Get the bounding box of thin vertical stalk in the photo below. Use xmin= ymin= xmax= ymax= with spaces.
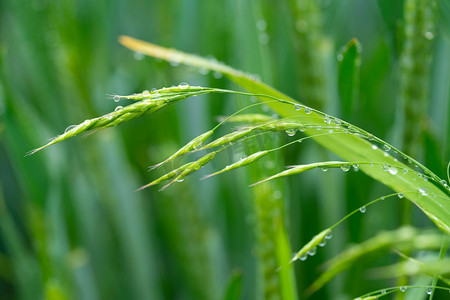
xmin=397 ymin=0 xmax=437 ymax=297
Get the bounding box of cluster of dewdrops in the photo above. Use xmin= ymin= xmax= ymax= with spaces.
xmin=287 ymin=102 xmax=450 ymax=192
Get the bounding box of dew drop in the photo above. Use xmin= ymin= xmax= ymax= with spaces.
xmin=114 ymin=106 xmax=123 ymax=112
xmin=256 ymin=19 xmax=267 ymax=31
xmin=259 ymin=33 xmax=270 ymax=44
xmin=295 ymin=19 xmax=308 ymax=33
xmin=142 ymin=90 xmax=150 ymax=96
xmin=321 ymin=167 xmax=328 ymax=172
xmin=304 ymin=107 xmax=312 ymax=114
xmin=178 ymin=82 xmax=190 ymax=90
xmin=403 ymin=169 xmax=408 ymax=174
xmin=213 ymin=71 xmax=223 ymax=79
xmin=388 ymin=167 xmax=398 ymax=175
xmin=307 ymin=247 xmax=317 ymax=256
xmin=133 ymin=52 xmax=145 ymax=60
xmin=65 ymin=125 xmax=77 ymax=133
xmin=380 ymin=196 xmax=385 ymax=200
xmin=199 ymin=68 xmax=209 ymax=75
xmin=299 ymin=255 xmax=308 ymax=261
xmin=382 ymin=164 xmax=391 ymax=171
xmin=371 ymin=145 xmax=378 ymax=150
xmin=324 ymin=115 xmax=332 ymax=124
xmin=294 ymin=104 xmax=302 ymax=111
xmin=177 ymin=179 xmax=184 ymax=183
xmin=170 ymin=60 xmax=181 ymax=67
xmin=360 ymin=206 xmax=366 ymax=213
xmin=381 ymin=290 xmax=386 ymax=294
xmin=424 ymin=31 xmax=434 ymax=40
xmin=341 ymin=164 xmax=351 ymax=172
xmin=352 ymin=164 xmax=359 ymax=172
xmin=383 ymin=144 xmax=391 ymax=152
xmin=427 ymin=287 xmax=432 ymax=295
xmin=419 ymin=188 xmax=428 ymax=196
xmin=113 ymin=95 xmax=120 ymax=102
xmin=398 ymin=193 xmax=404 ymax=199
xmin=286 ymin=129 xmax=297 ymax=136
xmin=325 ymin=232 xmax=333 ymax=240
xmin=400 ymin=286 xmax=407 ymax=292
xmin=318 ymin=239 xmax=326 ymax=247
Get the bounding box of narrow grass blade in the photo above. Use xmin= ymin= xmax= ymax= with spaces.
xmin=368 ymin=257 xmax=450 ymax=284
xmin=290 ymin=228 xmax=331 ymax=263
xmin=28 ymin=89 xmax=212 ymax=155
xmin=275 ymin=220 xmax=299 ymax=300
xmin=222 ymin=270 xmax=243 ymax=300
xmin=251 ymin=161 xmax=351 ymax=186
xmin=202 ymin=151 xmax=268 ymax=179
xmin=219 ymin=113 xmax=275 ymax=124
xmin=158 ymin=152 xmax=217 ymax=191
xmin=150 ymin=130 xmax=213 ymax=170
xmin=337 ymin=38 xmax=361 ymax=117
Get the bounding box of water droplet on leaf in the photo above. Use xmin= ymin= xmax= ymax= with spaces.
xmin=307 ymin=247 xmax=317 ymax=256
xmin=65 ymin=125 xmax=77 ymax=133
xmin=133 ymin=52 xmax=145 ymax=60
xmin=341 ymin=164 xmax=350 ymax=172
xmin=213 ymin=71 xmax=223 ymax=79
xmin=424 ymin=31 xmax=434 ymax=40
xmin=286 ymin=129 xmax=297 ymax=136
xmin=389 ymin=167 xmax=398 ymax=175
xmin=178 ymin=82 xmax=189 ymax=90
xmin=256 ymin=19 xmax=267 ymax=31
xmin=419 ymin=188 xmax=428 ymax=196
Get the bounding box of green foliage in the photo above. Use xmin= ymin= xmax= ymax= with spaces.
xmin=1 ymin=0 xmax=449 ymax=300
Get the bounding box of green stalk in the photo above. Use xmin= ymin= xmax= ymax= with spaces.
xmin=398 ymin=0 xmax=437 ymax=295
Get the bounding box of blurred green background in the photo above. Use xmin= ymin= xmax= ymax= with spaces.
xmin=0 ymin=0 xmax=449 ymax=299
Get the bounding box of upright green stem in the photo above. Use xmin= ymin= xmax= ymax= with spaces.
xmin=400 ymin=0 xmax=436 ymax=162
xmin=291 ymin=0 xmax=327 ymax=109
xmin=398 ymin=0 xmax=437 ymax=297
xmin=399 ymin=0 xmax=437 ymax=229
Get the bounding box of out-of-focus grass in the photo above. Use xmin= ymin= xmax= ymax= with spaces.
xmin=0 ymin=0 xmax=448 ymax=299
